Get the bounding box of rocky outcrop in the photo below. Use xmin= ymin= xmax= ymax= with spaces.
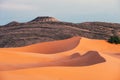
xmin=30 ymin=16 xmax=59 ymax=23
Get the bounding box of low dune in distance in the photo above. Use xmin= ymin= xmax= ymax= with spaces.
xmin=0 ymin=37 xmax=120 ymax=80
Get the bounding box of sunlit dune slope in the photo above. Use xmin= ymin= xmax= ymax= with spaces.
xmin=77 ymin=37 xmax=120 ymax=54
xmin=0 ymin=50 xmax=53 ymax=64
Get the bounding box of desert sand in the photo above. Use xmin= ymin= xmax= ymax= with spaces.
xmin=0 ymin=37 xmax=120 ymax=80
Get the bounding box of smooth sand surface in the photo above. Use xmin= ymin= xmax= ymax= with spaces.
xmin=78 ymin=37 xmax=120 ymax=54
xmin=0 ymin=37 xmax=120 ymax=80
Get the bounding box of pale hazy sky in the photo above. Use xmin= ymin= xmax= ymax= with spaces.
xmin=0 ymin=0 xmax=120 ymax=25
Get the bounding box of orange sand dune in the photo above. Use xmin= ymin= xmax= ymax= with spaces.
xmin=0 ymin=37 xmax=120 ymax=80
xmin=0 ymin=37 xmax=80 ymax=54
xmin=78 ymin=37 xmax=120 ymax=54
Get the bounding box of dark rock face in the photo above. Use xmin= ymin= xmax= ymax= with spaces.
xmin=0 ymin=17 xmax=120 ymax=47
xmin=69 ymin=53 xmax=81 ymax=59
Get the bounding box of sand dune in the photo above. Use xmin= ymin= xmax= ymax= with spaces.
xmin=0 ymin=51 xmax=105 ymax=71
xmin=0 ymin=37 xmax=120 ymax=80
xmin=0 ymin=37 xmax=80 ymax=54
xmin=78 ymin=37 xmax=120 ymax=54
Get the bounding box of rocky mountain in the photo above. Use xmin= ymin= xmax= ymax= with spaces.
xmin=0 ymin=16 xmax=120 ymax=47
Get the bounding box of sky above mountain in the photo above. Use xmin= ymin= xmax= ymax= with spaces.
xmin=0 ymin=0 xmax=120 ymax=25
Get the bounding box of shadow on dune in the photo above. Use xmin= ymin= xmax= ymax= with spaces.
xmin=110 ymin=53 xmax=120 ymax=59
xmin=0 ymin=51 xmax=106 ymax=71
xmin=51 ymin=51 xmax=106 ymax=66
xmin=114 ymin=53 xmax=120 ymax=55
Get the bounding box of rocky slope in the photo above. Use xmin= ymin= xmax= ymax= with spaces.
xmin=0 ymin=16 xmax=120 ymax=47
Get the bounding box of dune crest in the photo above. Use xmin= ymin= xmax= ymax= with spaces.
xmin=1 ymin=37 xmax=81 ymax=54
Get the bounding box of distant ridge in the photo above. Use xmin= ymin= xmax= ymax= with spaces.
xmin=5 ymin=21 xmax=20 ymax=26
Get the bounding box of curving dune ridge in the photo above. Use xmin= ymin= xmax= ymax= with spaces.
xmin=0 ymin=37 xmax=120 ymax=80
xmin=0 ymin=37 xmax=81 ymax=54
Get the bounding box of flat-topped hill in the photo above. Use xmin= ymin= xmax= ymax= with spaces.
xmin=30 ymin=16 xmax=59 ymax=23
